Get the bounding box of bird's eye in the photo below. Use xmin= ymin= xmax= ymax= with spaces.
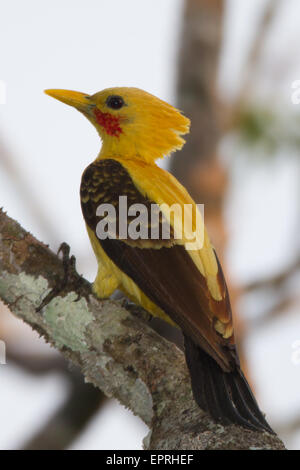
xmin=106 ymin=95 xmax=125 ymax=110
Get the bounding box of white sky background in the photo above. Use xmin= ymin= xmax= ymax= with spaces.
xmin=0 ymin=0 xmax=300 ymax=449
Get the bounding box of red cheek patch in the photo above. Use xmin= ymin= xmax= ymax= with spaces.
xmin=94 ymin=108 xmax=122 ymax=137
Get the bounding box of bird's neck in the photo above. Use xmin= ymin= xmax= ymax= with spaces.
xmin=96 ymin=134 xmax=161 ymax=165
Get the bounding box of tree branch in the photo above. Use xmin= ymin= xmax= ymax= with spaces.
xmin=0 ymin=209 xmax=285 ymax=450
xmin=236 ymin=0 xmax=281 ymax=105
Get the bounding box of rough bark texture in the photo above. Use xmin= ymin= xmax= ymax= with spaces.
xmin=0 ymin=209 xmax=285 ymax=450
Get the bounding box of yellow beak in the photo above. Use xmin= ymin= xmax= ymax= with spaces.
xmin=44 ymin=89 xmax=92 ymax=111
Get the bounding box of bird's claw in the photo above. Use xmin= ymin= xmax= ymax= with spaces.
xmin=36 ymin=242 xmax=90 ymax=312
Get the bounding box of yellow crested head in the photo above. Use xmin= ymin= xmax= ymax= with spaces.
xmin=45 ymin=87 xmax=190 ymax=163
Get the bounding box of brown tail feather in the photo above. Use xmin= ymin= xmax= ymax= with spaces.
xmin=184 ymin=335 xmax=274 ymax=433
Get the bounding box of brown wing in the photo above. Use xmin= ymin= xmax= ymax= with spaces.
xmin=81 ymin=159 xmax=238 ymax=372
xmin=80 ymin=159 xmax=174 ymax=248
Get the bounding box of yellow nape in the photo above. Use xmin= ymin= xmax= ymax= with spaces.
xmin=45 ymin=87 xmax=190 ymax=163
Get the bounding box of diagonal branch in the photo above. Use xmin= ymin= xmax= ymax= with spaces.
xmin=0 ymin=209 xmax=285 ymax=450
xmin=236 ymin=0 xmax=281 ymax=106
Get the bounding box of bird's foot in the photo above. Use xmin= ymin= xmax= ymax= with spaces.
xmin=36 ymin=242 xmax=90 ymax=312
